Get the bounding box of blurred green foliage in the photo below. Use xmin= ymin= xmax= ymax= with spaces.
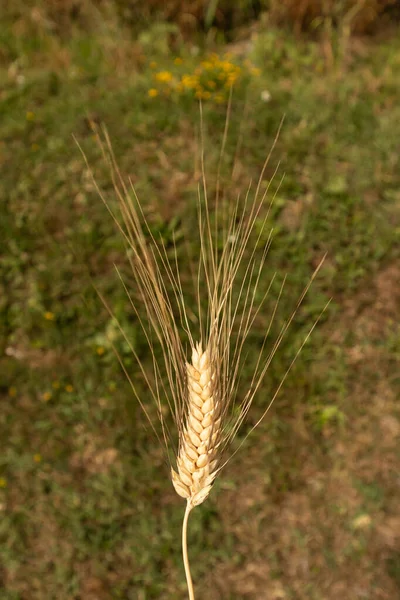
xmin=1 ymin=2 xmax=399 ymax=598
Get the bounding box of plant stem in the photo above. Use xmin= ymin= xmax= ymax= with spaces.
xmin=182 ymin=501 xmax=195 ymax=600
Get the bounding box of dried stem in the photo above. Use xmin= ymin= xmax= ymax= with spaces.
xmin=182 ymin=502 xmax=195 ymax=600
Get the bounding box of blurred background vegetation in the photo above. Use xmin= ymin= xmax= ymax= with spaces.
xmin=1 ymin=1 xmax=400 ymax=598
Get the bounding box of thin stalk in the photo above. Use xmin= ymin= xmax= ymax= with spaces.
xmin=182 ymin=502 xmax=195 ymax=600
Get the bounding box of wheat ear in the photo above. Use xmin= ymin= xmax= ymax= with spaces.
xmin=171 ymin=342 xmax=221 ymax=509
xmin=80 ymin=119 xmax=328 ymax=600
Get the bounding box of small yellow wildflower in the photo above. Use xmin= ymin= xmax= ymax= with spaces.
xmin=42 ymin=391 xmax=52 ymax=402
xmin=0 ymin=477 xmax=7 ymax=489
xmin=96 ymin=346 xmax=105 ymax=356
xmin=26 ymin=111 xmax=35 ymax=121
xmin=181 ymin=75 xmax=198 ymax=89
xmin=65 ymin=384 xmax=74 ymax=393
xmin=52 ymin=381 xmax=60 ymax=389
xmin=33 ymin=454 xmax=42 ymax=463
xmin=148 ymin=88 xmax=158 ymax=98
xmin=194 ymin=88 xmax=211 ymax=100
xmin=226 ymin=73 xmax=239 ymax=85
xmin=8 ymin=386 xmax=17 ymax=398
xmin=149 ymin=61 xmax=157 ymax=69
xmin=155 ymin=71 xmax=173 ymax=83
xmin=174 ymin=57 xmax=183 ymax=65
xmin=221 ymin=61 xmax=233 ymax=72
xmin=44 ymin=311 xmax=55 ymax=321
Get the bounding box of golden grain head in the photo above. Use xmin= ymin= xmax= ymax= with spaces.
xmin=171 ymin=342 xmax=221 ymax=507
xmin=85 ymin=122 xmax=326 ymax=514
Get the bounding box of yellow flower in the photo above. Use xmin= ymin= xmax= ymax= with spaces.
xmin=52 ymin=381 xmax=60 ymax=389
xmin=174 ymin=57 xmax=183 ymax=65
xmin=65 ymin=384 xmax=74 ymax=393
xmin=42 ymin=391 xmax=52 ymax=402
xmin=96 ymin=346 xmax=105 ymax=356
xmin=221 ymin=61 xmax=233 ymax=72
xmin=155 ymin=70 xmax=173 ymax=83
xmin=8 ymin=386 xmax=17 ymax=398
xmin=26 ymin=111 xmax=35 ymax=121
xmin=149 ymin=61 xmax=157 ymax=69
xmin=181 ymin=75 xmax=198 ymax=89
xmin=148 ymin=88 xmax=158 ymax=98
xmin=34 ymin=454 xmax=42 ymax=463
xmin=44 ymin=311 xmax=55 ymax=321
xmin=207 ymin=80 xmax=216 ymax=89
xmin=0 ymin=477 xmax=7 ymax=488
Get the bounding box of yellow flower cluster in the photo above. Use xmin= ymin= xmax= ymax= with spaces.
xmin=148 ymin=53 xmax=260 ymax=104
xmin=155 ymin=70 xmax=173 ymax=83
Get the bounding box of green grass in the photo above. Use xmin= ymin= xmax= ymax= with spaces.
xmin=1 ymin=5 xmax=400 ymax=599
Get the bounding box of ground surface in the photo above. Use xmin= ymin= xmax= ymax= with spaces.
xmin=1 ymin=4 xmax=399 ymax=599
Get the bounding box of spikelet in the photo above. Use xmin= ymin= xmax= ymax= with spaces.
xmin=171 ymin=342 xmax=221 ymax=508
